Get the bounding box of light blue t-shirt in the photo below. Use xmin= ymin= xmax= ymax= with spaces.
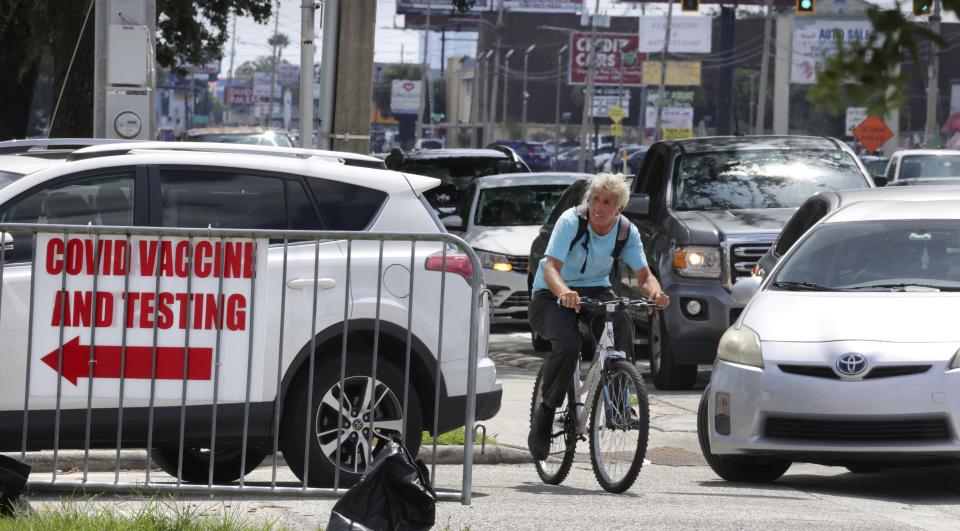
xmin=531 ymin=207 xmax=648 ymax=292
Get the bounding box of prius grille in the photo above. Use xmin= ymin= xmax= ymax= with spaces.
xmin=765 ymin=417 xmax=950 ymax=442
xmin=778 ymin=364 xmax=931 ymax=380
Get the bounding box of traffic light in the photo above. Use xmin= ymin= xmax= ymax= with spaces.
xmin=796 ymin=0 xmax=815 ymax=14
xmin=913 ymin=0 xmax=932 ymax=15
xmin=681 ymin=0 xmax=700 ymax=12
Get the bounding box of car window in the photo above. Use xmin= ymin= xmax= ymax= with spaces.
xmin=475 ymin=185 xmax=569 ymax=227
xmin=159 ymin=169 xmax=286 ymax=230
xmin=673 ymin=149 xmax=867 ymax=210
xmin=0 ymin=171 xmax=23 ymax=190
xmin=306 ymin=178 xmax=387 ymax=230
xmin=0 ymin=171 xmax=135 ymax=263
xmin=898 ymin=154 xmax=960 ymax=179
xmin=773 ymin=219 xmax=960 ymax=290
xmin=547 ymin=180 xmax=587 ymax=225
xmin=287 ymin=179 xmax=324 ymax=231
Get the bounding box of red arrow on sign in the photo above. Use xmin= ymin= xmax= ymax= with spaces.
xmin=41 ymin=337 xmax=213 ymax=386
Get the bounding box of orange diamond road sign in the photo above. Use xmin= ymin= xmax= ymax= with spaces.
xmin=853 ymin=115 xmax=893 ymax=154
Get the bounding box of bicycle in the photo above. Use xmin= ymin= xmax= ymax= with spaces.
xmin=530 ymin=296 xmax=652 ymax=493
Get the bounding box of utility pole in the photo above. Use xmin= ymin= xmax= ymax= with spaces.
xmin=578 ymin=0 xmax=600 ymax=173
xmin=489 ymin=0 xmax=505 ymax=140
xmin=317 ymin=0 xmax=340 ymax=150
xmin=521 ymin=44 xmax=535 ymax=139
xmin=653 ymin=0 xmax=674 ymax=141
xmin=417 ymin=0 xmax=432 ymax=140
xmin=483 ymin=49 xmax=494 ymax=144
xmin=754 ymin=0 xmax=774 ymax=135
xmin=299 ymin=0 xmax=316 ymax=147
xmin=226 ymin=12 xmax=237 ymax=124
xmin=502 ymin=48 xmax=514 ymax=127
xmin=266 ymin=0 xmax=281 ymax=128
xmin=555 ymin=44 xmax=568 ymax=170
xmin=925 ymin=0 xmax=942 ymax=147
xmin=747 ymin=70 xmax=759 ymax=132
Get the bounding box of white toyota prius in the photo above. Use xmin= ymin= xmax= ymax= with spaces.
xmin=699 ymin=199 xmax=960 ymax=481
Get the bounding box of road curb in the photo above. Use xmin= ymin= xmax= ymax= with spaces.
xmin=7 ymin=444 xmax=532 ymax=474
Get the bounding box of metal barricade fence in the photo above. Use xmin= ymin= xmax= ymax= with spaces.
xmin=0 ymin=223 xmax=489 ymax=505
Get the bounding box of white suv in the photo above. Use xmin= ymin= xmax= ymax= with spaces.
xmin=0 ymin=143 xmax=500 ymax=486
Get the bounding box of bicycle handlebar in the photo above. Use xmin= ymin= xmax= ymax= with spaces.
xmin=557 ymin=296 xmax=657 ymax=309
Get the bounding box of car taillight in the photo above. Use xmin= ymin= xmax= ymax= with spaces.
xmin=425 ymin=253 xmax=474 ymax=279
xmin=527 ymin=151 xmax=535 ymax=158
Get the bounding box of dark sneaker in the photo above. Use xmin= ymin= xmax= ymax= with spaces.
xmin=528 ymin=403 xmax=555 ymax=461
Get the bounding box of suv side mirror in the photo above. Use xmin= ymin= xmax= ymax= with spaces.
xmin=731 ymin=276 xmax=763 ymax=305
xmin=441 ymin=215 xmax=465 ymax=232
xmin=2 ymin=232 xmax=12 ymax=255
xmin=623 ymin=193 xmax=650 ymax=218
xmin=872 ymin=175 xmax=888 ymax=187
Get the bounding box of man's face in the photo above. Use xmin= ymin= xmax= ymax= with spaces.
xmin=589 ymin=188 xmax=623 ymax=230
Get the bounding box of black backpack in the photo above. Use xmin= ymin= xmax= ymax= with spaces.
xmin=567 ymin=204 xmax=631 ymax=274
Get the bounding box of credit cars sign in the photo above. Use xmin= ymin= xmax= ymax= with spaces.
xmin=30 ymin=234 xmax=269 ymax=402
xmin=569 ymin=33 xmax=645 ymax=86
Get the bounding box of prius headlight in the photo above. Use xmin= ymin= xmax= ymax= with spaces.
xmin=717 ymin=324 xmax=764 ymax=368
xmin=475 ymin=249 xmax=513 ymax=272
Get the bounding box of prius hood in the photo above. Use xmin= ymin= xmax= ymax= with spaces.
xmin=465 ymin=225 xmax=540 ymax=256
xmin=744 ymin=291 xmax=960 ymax=343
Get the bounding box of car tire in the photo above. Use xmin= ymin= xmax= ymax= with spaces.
xmin=280 ymin=351 xmax=423 ymax=488
xmin=151 ymin=446 xmax=266 ymax=484
xmin=697 ymin=387 xmax=791 ymax=483
xmin=648 ymin=310 xmax=698 ymax=390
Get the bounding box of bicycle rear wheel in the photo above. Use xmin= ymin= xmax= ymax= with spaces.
xmin=531 ymin=366 xmax=577 ymax=485
xmin=588 ymin=358 xmax=649 ymax=493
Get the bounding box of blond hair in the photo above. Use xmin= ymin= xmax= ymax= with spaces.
xmin=582 ymin=173 xmax=630 ymax=209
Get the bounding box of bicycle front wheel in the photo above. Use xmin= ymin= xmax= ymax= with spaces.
xmin=588 ymin=358 xmax=649 ymax=493
xmin=531 ymin=366 xmax=577 ymax=485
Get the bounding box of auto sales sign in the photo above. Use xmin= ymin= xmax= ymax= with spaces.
xmin=29 ymin=234 xmax=269 ymax=402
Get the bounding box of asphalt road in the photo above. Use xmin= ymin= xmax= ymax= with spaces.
xmin=19 ymin=323 xmax=960 ymax=530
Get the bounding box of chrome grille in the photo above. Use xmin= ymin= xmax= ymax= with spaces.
xmin=499 ymin=291 xmax=530 ymax=307
xmin=728 ymin=243 xmax=772 ymax=284
xmin=506 ymin=254 xmax=528 ymax=274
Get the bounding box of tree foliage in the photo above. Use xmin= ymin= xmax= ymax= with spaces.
xmin=808 ymin=1 xmax=957 ymax=117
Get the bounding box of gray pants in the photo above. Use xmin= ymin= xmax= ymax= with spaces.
xmin=527 ymin=287 xmax=635 ymax=409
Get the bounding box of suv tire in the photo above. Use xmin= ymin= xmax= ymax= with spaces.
xmin=648 ymin=310 xmax=697 ymax=390
xmin=697 ymin=387 xmax=790 ymax=483
xmin=151 ymin=446 xmax=266 ymax=484
xmin=280 ymin=350 xmax=423 ymax=487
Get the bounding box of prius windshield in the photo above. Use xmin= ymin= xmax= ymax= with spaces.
xmin=674 ymin=149 xmax=867 ymax=210
xmin=474 ymin=185 xmax=568 ymax=227
xmin=772 ymin=219 xmax=960 ymax=291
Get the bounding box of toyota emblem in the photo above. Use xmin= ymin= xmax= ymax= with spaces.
xmin=834 ymin=353 xmax=868 ymax=378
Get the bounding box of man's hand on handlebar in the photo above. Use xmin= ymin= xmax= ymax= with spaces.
xmin=646 ymin=289 xmax=670 ymax=315
xmin=557 ymin=289 xmax=581 ymax=313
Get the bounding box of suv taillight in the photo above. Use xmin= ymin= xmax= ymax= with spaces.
xmin=425 ymin=253 xmax=474 ymax=279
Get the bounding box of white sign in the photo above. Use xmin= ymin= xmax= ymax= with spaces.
xmin=391 ymin=79 xmax=421 ymax=115
xmin=278 ymin=64 xmax=300 ymax=86
xmin=645 ymin=107 xmax=694 ymax=130
xmin=951 ymin=83 xmax=960 ymax=115
xmin=591 ymin=87 xmax=631 ymax=118
xmin=30 ymin=234 xmax=269 ymax=402
xmin=791 ymin=19 xmax=876 ymax=84
xmin=638 ymin=16 xmax=712 ymax=54
xmin=253 ymin=72 xmax=281 ymax=98
xmin=508 ymin=0 xmax=583 ymax=12
xmin=845 ymin=107 xmax=867 ymax=136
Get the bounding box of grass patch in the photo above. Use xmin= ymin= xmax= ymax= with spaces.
xmin=421 ymin=427 xmax=496 ymax=446
xmin=0 ymin=499 xmax=277 ymax=531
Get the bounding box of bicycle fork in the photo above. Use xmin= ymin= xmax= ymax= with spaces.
xmin=574 ymin=308 xmax=628 ymax=436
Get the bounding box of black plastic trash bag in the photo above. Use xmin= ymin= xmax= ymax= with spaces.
xmin=0 ymin=454 xmax=30 ymax=517
xmin=327 ymin=438 xmax=436 ymax=531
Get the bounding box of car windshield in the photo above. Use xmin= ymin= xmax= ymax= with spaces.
xmin=772 ymin=219 xmax=960 ymax=291
xmin=475 ymin=185 xmax=569 ymax=226
xmin=0 ymin=171 xmax=23 ymax=190
xmin=673 ymin=149 xmax=866 ymax=210
xmin=187 ymin=132 xmax=293 ymax=147
xmin=898 ymin=154 xmax=960 ymax=179
xmin=402 ymin=158 xmax=527 ymax=192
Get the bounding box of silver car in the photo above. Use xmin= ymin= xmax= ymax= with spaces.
xmin=700 ymin=199 xmax=960 ymax=481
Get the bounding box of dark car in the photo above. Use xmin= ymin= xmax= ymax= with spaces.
xmin=753 ymin=184 xmax=960 ymax=277
xmin=487 ymin=141 xmax=552 ymax=172
xmin=618 ymin=136 xmax=873 ymax=390
xmin=385 ymin=148 xmax=530 ymax=215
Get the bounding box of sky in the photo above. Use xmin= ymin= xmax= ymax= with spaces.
xmin=222 ymin=0 xmax=957 ymax=79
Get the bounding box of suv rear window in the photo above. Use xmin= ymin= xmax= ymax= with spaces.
xmin=673 ymin=149 xmax=867 ymax=210
xmin=400 ymin=158 xmax=526 ymax=193
xmin=306 ymin=178 xmax=387 ymax=230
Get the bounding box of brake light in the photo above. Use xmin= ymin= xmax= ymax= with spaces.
xmin=527 ymin=150 xmax=535 ymax=158
xmin=425 ymin=254 xmax=474 ymax=279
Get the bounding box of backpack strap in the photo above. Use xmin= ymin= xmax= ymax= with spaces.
xmin=568 ymin=205 xmax=591 ymax=273
xmin=611 ymin=215 xmax=631 ymax=261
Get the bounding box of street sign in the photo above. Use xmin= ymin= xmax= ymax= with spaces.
xmin=611 ymin=123 xmax=624 ymax=137
xmin=591 ymin=87 xmax=630 ymax=118
xmin=608 ymin=105 xmax=625 ymax=123
xmin=852 ymin=115 xmax=893 ymax=154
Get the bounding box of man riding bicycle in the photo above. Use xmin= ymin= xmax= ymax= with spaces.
xmin=527 ymin=173 xmax=669 ymax=460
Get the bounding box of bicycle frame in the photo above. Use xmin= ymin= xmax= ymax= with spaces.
xmin=572 ymin=301 xmax=629 ymax=436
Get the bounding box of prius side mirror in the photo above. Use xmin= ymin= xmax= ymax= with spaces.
xmin=872 ymin=175 xmax=888 ymax=187
xmin=1 ymin=232 xmax=11 ymax=255
xmin=731 ymin=276 xmax=763 ymax=305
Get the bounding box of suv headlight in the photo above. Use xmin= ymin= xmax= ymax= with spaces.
xmin=475 ymin=249 xmax=513 ymax=272
xmin=717 ymin=324 xmax=764 ymax=368
xmin=673 ymin=246 xmax=722 ymax=279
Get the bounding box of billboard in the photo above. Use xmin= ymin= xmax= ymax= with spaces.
xmin=641 ymin=61 xmax=701 ymax=86
xmin=396 ymin=0 xmax=489 ymax=14
xmin=638 ymin=16 xmax=712 ymax=54
xmin=569 ymin=32 xmax=645 ymax=87
xmin=252 ymin=72 xmax=281 ymax=98
xmin=391 ymin=80 xmax=422 ymax=114
xmin=396 ymin=0 xmax=581 ymax=14
xmin=791 ymin=19 xmax=875 ymax=84
xmin=229 ymin=86 xmax=256 ymax=106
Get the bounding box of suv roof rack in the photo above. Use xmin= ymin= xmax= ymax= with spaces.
xmin=0 ymin=138 xmax=139 ymax=155
xmin=67 ymin=141 xmax=387 ymax=170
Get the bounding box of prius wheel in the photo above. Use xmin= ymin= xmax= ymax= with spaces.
xmin=281 ymin=353 xmax=422 ymax=488
xmin=697 ymin=387 xmax=790 ymax=483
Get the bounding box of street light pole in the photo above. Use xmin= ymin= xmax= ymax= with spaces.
xmin=653 ymin=0 xmax=674 ymax=141
xmin=578 ymin=0 xmax=601 ymax=173
xmin=521 ymin=44 xmax=535 ymax=139
xmin=417 ymin=0 xmax=432 ymax=141
xmin=482 ymin=49 xmax=494 ymax=145
xmin=754 ymin=0 xmax=773 ymax=135
xmin=555 ymin=44 xmax=568 ymax=171
xmin=925 ymin=0 xmax=942 ymax=147
xmin=502 ymin=48 xmax=514 ymax=128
